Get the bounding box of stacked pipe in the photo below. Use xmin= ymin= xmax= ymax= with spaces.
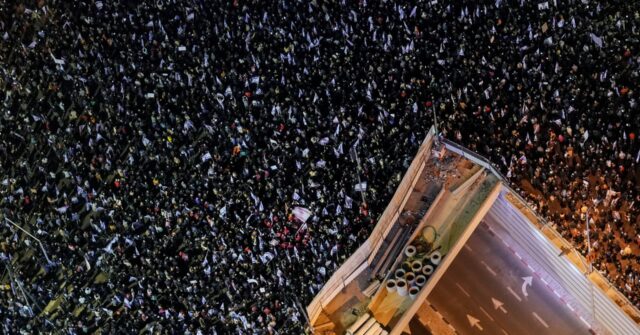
xmin=385 ymin=246 xmax=444 ymax=301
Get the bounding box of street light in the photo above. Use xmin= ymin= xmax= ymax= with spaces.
xmin=4 ymin=217 xmax=52 ymax=264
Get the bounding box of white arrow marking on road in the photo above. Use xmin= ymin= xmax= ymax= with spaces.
xmin=492 ymin=297 xmax=507 ymax=313
xmin=532 ymin=312 xmax=549 ymax=328
xmin=467 ymin=314 xmax=483 ymax=331
xmin=521 ymin=276 xmax=533 ymax=297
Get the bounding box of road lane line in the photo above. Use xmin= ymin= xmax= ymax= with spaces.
xmin=507 ymin=286 xmax=522 ymax=302
xmin=464 ymin=244 xmax=473 ymax=252
xmin=533 ymin=312 xmax=549 ymax=328
xmin=480 ymin=307 xmax=494 ymax=322
xmin=579 ymin=316 xmax=591 ymax=328
xmin=481 ymin=261 xmax=497 ymax=276
xmin=567 ymin=303 xmax=575 ymax=312
xmin=455 ymin=283 xmax=471 ymax=297
xmin=501 ymin=329 xmax=509 ymax=335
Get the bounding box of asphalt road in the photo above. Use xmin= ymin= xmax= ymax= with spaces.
xmin=426 ymin=218 xmax=592 ymax=335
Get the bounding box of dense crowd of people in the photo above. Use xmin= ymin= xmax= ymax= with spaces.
xmin=0 ymin=0 xmax=638 ymax=333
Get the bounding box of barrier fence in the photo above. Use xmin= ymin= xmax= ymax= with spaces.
xmin=441 ymin=138 xmax=640 ymax=324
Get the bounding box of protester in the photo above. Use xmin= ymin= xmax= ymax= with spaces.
xmin=0 ymin=0 xmax=638 ymax=333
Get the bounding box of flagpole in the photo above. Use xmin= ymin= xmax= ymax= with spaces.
xmin=351 ymin=145 xmax=367 ymax=205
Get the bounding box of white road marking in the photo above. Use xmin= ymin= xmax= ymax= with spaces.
xmin=579 ymin=316 xmax=591 ymax=328
xmin=481 ymin=261 xmax=497 ymax=276
xmin=507 ymin=286 xmax=522 ymax=302
xmin=455 ymin=283 xmax=471 ymax=297
xmin=532 ymin=312 xmax=549 ymax=328
xmin=521 ymin=276 xmax=533 ymax=297
xmin=553 ymin=290 xmax=562 ymax=298
xmin=567 ymin=304 xmax=575 ymax=312
xmin=501 ymin=329 xmax=509 ymax=335
xmin=480 ymin=307 xmax=494 ymax=322
xmin=467 ymin=314 xmax=483 ymax=331
xmin=464 ymin=244 xmax=473 ymax=252
xmin=514 ymin=251 xmax=523 ymax=260
xmin=491 ymin=297 xmax=507 ymax=313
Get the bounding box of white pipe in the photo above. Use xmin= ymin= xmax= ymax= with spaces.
xmin=396 ymin=279 xmax=408 ymax=296
xmin=430 ymin=251 xmax=442 ymax=265
xmin=409 ymin=286 xmax=420 ymax=300
xmin=422 ymin=264 xmax=434 ymax=276
xmin=405 ymin=272 xmax=416 ymax=287
xmin=415 ymin=275 xmax=427 ymax=287
xmin=411 ymin=260 xmax=422 ymax=272
xmin=385 ymin=279 xmax=397 ymax=293
xmin=404 ymin=245 xmax=416 ymax=258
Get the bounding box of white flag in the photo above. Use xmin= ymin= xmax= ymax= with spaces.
xmin=260 ymin=252 xmax=274 ymax=264
xmin=250 ymin=192 xmax=260 ymax=207
xmin=201 ymin=152 xmax=212 ymax=162
xmin=589 ymin=33 xmax=603 ymax=48
xmin=292 ymin=207 xmax=312 ymax=223
xmin=537 ymin=2 xmax=549 ymax=10
xmin=582 ymin=130 xmax=589 ymax=145
xmin=50 ymin=53 xmax=65 ymax=65
xmin=345 ymin=195 xmax=353 ymax=209
xmin=354 ymin=182 xmax=368 ymax=192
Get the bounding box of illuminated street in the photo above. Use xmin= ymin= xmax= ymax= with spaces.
xmin=428 ymin=213 xmax=591 ymax=334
